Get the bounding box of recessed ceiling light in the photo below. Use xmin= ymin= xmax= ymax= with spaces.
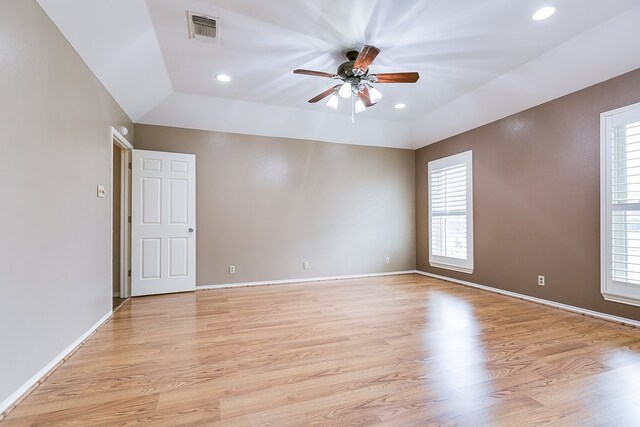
xmin=395 ymin=103 xmax=406 ymax=110
xmin=216 ymin=74 xmax=231 ymax=82
xmin=532 ymin=6 xmax=556 ymax=21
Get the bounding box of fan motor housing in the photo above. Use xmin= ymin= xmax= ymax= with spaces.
xmin=337 ymin=61 xmax=356 ymax=79
xmin=337 ymin=49 xmax=364 ymax=79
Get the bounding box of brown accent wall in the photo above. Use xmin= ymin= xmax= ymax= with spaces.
xmin=416 ymin=68 xmax=640 ymax=321
xmin=134 ymin=125 xmax=416 ymax=286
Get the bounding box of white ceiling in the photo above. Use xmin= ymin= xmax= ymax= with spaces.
xmin=38 ymin=0 xmax=640 ymax=149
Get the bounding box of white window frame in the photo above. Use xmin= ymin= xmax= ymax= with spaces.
xmin=428 ymin=150 xmax=474 ymax=274
xmin=601 ymin=101 xmax=640 ymax=307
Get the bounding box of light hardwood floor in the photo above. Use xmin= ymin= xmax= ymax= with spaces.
xmin=2 ymin=274 xmax=640 ymax=426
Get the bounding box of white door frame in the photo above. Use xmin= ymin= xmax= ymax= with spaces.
xmin=111 ymin=126 xmax=134 ymax=300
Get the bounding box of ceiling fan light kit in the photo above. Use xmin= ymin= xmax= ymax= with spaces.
xmin=339 ymin=82 xmax=353 ymax=99
xmin=326 ymin=94 xmax=339 ymax=110
xmin=293 ymin=45 xmax=420 ymax=122
xmin=368 ymin=87 xmax=383 ymax=104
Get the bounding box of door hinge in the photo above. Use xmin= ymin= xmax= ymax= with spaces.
xmin=128 ymin=270 xmax=131 ymax=277
xmin=128 ymin=215 xmax=131 ymax=223
xmin=128 ymin=162 xmax=132 ymax=169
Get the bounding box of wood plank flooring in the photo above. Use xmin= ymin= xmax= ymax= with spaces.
xmin=3 ymin=274 xmax=640 ymax=426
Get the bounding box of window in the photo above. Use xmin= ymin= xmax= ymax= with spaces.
xmin=428 ymin=151 xmax=474 ymax=273
xmin=601 ymin=102 xmax=640 ymax=307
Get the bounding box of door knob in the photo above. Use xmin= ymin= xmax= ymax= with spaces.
xmin=189 ymin=228 xmax=194 ymax=233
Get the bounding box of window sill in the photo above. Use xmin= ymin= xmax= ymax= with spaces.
xmin=429 ymin=262 xmax=473 ymax=274
xmin=602 ymin=292 xmax=640 ymax=308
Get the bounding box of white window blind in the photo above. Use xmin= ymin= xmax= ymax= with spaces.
xmin=428 ymin=151 xmax=474 ymax=273
xmin=601 ymin=102 xmax=640 ymax=307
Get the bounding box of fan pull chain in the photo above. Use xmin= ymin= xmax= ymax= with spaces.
xmin=351 ymin=94 xmax=356 ymax=124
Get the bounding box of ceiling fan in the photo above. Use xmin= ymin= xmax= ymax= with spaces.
xmin=293 ymin=45 xmax=419 ymax=122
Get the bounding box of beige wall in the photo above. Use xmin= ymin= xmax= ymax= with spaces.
xmin=134 ymin=125 xmax=416 ymax=285
xmin=416 ymin=68 xmax=640 ymax=322
xmin=0 ymin=0 xmax=133 ymax=406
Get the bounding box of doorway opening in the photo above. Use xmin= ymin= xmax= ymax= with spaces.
xmin=111 ymin=126 xmax=133 ymax=310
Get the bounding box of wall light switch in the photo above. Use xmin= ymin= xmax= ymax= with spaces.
xmin=97 ymin=185 xmax=106 ymax=198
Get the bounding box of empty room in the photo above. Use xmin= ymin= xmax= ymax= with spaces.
xmin=2 ymin=0 xmax=640 ymax=425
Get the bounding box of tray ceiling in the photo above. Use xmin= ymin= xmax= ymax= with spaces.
xmin=37 ymin=0 xmax=640 ymax=148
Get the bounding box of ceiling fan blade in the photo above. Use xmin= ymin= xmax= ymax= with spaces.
xmin=372 ymin=72 xmax=420 ymax=83
xmin=294 ymin=69 xmax=336 ymax=78
xmin=353 ymin=45 xmax=381 ymax=71
xmin=358 ymin=87 xmax=375 ymax=107
xmin=308 ymin=85 xmax=340 ymax=103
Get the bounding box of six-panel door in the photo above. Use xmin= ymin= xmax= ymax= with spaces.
xmin=131 ymin=150 xmax=196 ymax=296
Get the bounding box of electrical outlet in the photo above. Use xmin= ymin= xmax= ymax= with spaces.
xmin=303 ymin=261 xmax=309 ymax=270
xmin=96 ymin=185 xmax=106 ymax=198
xmin=385 ymin=257 xmax=390 ymax=264
xmin=538 ymin=275 xmax=545 ymax=286
xmin=229 ymin=265 xmax=236 ymax=274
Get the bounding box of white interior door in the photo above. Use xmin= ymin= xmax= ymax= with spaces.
xmin=131 ymin=150 xmax=196 ymax=296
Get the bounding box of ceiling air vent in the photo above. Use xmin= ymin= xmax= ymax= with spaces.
xmin=188 ymin=12 xmax=219 ymax=42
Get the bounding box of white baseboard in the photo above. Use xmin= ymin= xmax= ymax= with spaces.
xmin=0 ymin=310 xmax=114 ymax=416
xmin=415 ymin=270 xmax=640 ymax=329
xmin=198 ymin=270 xmax=417 ymax=290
